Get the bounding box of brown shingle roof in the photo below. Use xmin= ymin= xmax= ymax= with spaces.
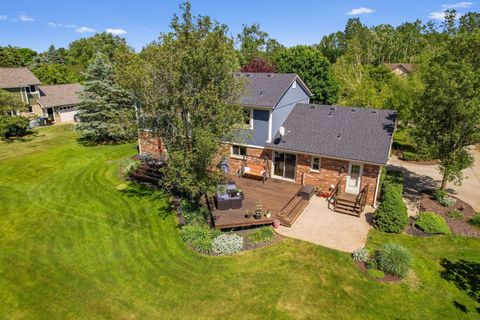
xmin=37 ymin=83 xmax=83 ymax=108
xmin=386 ymin=63 xmax=414 ymax=74
xmin=0 ymin=67 xmax=41 ymax=89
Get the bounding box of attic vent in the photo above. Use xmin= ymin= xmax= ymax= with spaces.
xmin=260 ymin=90 xmax=263 ymax=96
xmin=329 ymin=106 xmax=336 ymax=111
xmin=371 ymin=110 xmax=379 ymax=114
xmin=310 ymin=105 xmax=315 ymax=109
xmin=337 ymin=134 xmax=341 ymax=139
xmin=350 ymin=109 xmax=357 ymax=112
xmin=267 ymin=74 xmax=273 ymax=77
xmin=246 ymin=74 xmax=252 ymax=77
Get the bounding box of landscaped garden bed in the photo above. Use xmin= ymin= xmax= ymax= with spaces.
xmin=420 ymin=193 xmax=480 ymax=238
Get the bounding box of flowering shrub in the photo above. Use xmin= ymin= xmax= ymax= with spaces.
xmin=352 ymin=247 xmax=369 ymax=262
xmin=212 ymin=234 xmax=244 ymax=255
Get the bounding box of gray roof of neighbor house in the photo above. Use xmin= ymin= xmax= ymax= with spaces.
xmin=37 ymin=83 xmax=83 ymax=108
xmin=235 ymin=72 xmax=312 ymax=108
xmin=387 ymin=63 xmax=414 ymax=74
xmin=0 ymin=67 xmax=41 ymax=89
xmin=266 ymin=104 xmax=396 ymax=165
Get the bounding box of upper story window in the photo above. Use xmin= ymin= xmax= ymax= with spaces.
xmin=231 ymin=145 xmax=247 ymax=158
xmin=25 ymin=85 xmax=36 ymax=93
xmin=292 ymin=80 xmax=297 ymax=89
xmin=243 ymin=108 xmax=252 ymax=129
xmin=311 ymin=157 xmax=321 ymax=172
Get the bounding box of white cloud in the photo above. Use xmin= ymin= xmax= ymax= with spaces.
xmin=65 ymin=24 xmax=78 ymax=29
xmin=441 ymin=2 xmax=475 ymax=9
xmin=47 ymin=22 xmax=61 ymax=27
xmin=429 ymin=10 xmax=463 ymax=20
xmin=19 ymin=14 xmax=34 ymax=22
xmin=347 ymin=7 xmax=375 ymax=15
xmin=76 ymin=26 xmax=96 ymax=33
xmin=0 ymin=15 xmax=7 ymax=21
xmin=105 ymin=28 xmax=127 ymax=35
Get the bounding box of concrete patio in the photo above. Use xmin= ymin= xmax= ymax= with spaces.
xmin=276 ymin=196 xmax=373 ymax=253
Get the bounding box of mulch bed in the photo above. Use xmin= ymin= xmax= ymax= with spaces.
xmin=392 ymin=150 xmax=438 ymax=165
xmin=356 ymin=262 xmax=402 ymax=283
xmin=419 ymin=193 xmax=480 ymax=238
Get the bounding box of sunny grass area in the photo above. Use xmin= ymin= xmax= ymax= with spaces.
xmin=1 ymin=124 xmax=479 ymax=319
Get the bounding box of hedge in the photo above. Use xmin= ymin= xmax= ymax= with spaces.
xmin=415 ymin=211 xmax=451 ymax=235
xmin=373 ymin=184 xmax=408 ymax=233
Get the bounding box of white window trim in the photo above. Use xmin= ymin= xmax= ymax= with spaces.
xmin=292 ymin=80 xmax=297 ymax=89
xmin=310 ymin=156 xmax=321 ymax=172
xmin=231 ymin=145 xmax=247 ymax=159
xmin=271 ymin=150 xmax=297 ymax=182
xmin=267 ymin=109 xmax=272 ymax=143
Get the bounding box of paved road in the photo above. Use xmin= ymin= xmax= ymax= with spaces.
xmin=387 ymin=148 xmax=480 ymax=214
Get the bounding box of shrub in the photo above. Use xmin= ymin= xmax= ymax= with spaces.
xmin=352 ymin=247 xmax=369 ymax=262
xmin=0 ymin=116 xmax=29 ymax=140
xmin=447 ymin=210 xmax=464 ymax=219
xmin=469 ymin=213 xmax=480 ymax=228
xmin=415 ymin=211 xmax=451 ymax=235
xmin=433 ymin=189 xmax=447 ymax=202
xmin=380 ymin=170 xmax=404 ymax=200
xmin=438 ymin=197 xmax=456 ymax=207
xmin=124 ymin=159 xmax=140 ymax=177
xmin=212 ymin=233 xmax=244 ymax=255
xmin=367 ymin=269 xmax=385 ymax=279
xmin=181 ymin=224 xmax=221 ymax=253
xmin=181 ymin=199 xmax=210 ymax=226
xmin=246 ymin=226 xmax=275 ymax=244
xmin=432 ymin=189 xmax=456 ymax=207
xmin=366 ymin=258 xmax=378 ymax=270
xmin=377 ymin=243 xmax=412 ymax=277
xmin=373 ymin=184 xmax=408 ymax=233
xmin=401 ymin=151 xmax=418 ymax=161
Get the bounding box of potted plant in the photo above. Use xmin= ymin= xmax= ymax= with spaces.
xmin=255 ymin=206 xmax=262 ymax=219
xmin=235 ymin=188 xmax=242 ymax=197
xmin=265 ymin=209 xmax=271 ymax=218
xmin=245 ymin=210 xmax=252 ymax=218
xmin=217 ymin=184 xmax=227 ymax=195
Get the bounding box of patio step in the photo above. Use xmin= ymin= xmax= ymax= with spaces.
xmin=277 ymin=196 xmax=309 ymax=227
xmin=334 ymin=194 xmax=361 ymax=217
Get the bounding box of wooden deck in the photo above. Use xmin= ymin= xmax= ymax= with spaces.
xmin=212 ymin=176 xmax=302 ymax=229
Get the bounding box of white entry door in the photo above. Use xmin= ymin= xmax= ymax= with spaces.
xmin=346 ymin=163 xmax=363 ymax=194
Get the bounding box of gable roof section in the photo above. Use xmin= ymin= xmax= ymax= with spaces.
xmin=0 ymin=67 xmax=41 ymax=89
xmin=235 ymin=72 xmax=312 ymax=108
xmin=37 ymin=83 xmax=83 ymax=108
xmin=387 ymin=63 xmax=414 ymax=74
xmin=266 ymin=104 xmax=396 ymax=165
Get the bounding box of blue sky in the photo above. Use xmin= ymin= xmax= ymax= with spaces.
xmin=0 ymin=1 xmax=478 ymax=52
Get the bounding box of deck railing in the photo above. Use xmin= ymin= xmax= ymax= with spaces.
xmin=355 ymin=184 xmax=370 ymax=212
xmin=327 ymin=177 xmax=344 ymax=210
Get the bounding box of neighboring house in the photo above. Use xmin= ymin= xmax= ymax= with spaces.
xmin=138 ymin=72 xmax=396 ymax=210
xmin=387 ymin=63 xmax=414 ymax=76
xmin=37 ymin=84 xmax=83 ymax=123
xmin=0 ymin=67 xmax=42 ymax=114
xmin=0 ymin=68 xmax=83 ymax=123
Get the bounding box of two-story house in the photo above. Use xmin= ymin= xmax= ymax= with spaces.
xmin=138 ymin=72 xmax=396 ymax=214
xmin=0 ymin=68 xmax=83 ymax=123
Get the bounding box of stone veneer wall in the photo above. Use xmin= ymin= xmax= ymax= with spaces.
xmin=138 ymin=130 xmax=164 ymax=158
xmin=227 ymin=146 xmax=381 ymax=206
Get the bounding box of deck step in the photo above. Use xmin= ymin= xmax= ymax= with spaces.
xmin=334 ymin=207 xmax=361 ymax=217
xmin=277 ymin=196 xmax=309 ymax=227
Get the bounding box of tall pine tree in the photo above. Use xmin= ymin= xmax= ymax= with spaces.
xmin=76 ymin=53 xmax=135 ymax=144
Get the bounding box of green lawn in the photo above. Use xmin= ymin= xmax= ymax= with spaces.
xmin=1 ymin=125 xmax=479 ymax=319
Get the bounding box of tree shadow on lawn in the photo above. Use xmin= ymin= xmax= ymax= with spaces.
xmin=120 ymin=183 xmax=173 ymax=220
xmin=3 ymin=129 xmax=41 ymax=143
xmin=440 ymin=258 xmax=480 ymax=313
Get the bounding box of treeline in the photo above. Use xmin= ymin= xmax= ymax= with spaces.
xmin=0 ymin=32 xmax=128 ymax=84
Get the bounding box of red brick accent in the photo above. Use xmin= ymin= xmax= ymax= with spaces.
xmin=227 ymin=145 xmax=271 ymax=175
xmin=138 ymin=130 xmax=164 ymax=158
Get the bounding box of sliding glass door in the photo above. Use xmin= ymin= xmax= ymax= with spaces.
xmin=273 ymin=151 xmax=296 ymax=180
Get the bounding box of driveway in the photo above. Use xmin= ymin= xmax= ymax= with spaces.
xmin=276 ymin=196 xmax=372 ymax=253
xmin=387 ymin=147 xmax=480 ymax=214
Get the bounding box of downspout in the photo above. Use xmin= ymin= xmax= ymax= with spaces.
xmin=373 ymin=165 xmax=382 ymax=208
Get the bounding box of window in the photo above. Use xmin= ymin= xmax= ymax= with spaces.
xmin=311 ymin=157 xmax=320 ymax=172
xmin=29 ymin=85 xmax=36 ymax=93
xmin=231 ymin=145 xmax=247 ymax=157
xmin=243 ymin=108 xmax=252 ymax=128
xmin=25 ymin=86 xmax=30 ymax=93
xmin=28 ymin=106 xmax=33 ymax=113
